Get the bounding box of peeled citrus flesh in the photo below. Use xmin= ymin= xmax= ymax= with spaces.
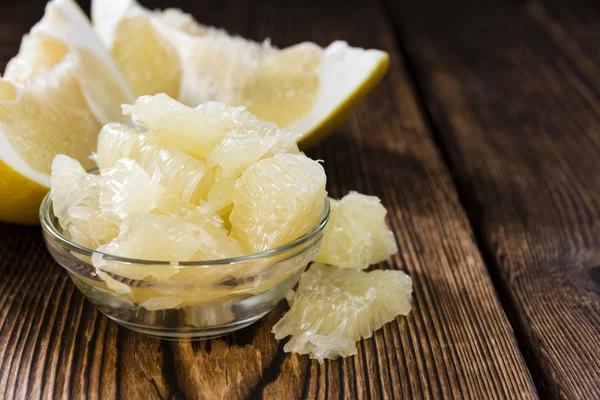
xmin=48 ymin=95 xmax=408 ymax=342
xmin=99 ymin=158 xmax=161 ymax=219
xmin=122 ymin=94 xmax=299 ymax=159
xmin=0 ymin=0 xmax=133 ymax=224
xmin=207 ymin=130 xmax=300 ymax=179
xmin=50 ymin=95 xmax=328 ymax=309
xmin=0 ymin=59 xmax=99 ymax=175
xmin=111 ymin=15 xmax=181 ymax=98
xmin=314 ymin=191 xmax=397 ymax=269
xmin=118 ymin=93 xmax=301 ymax=213
xmin=96 ymin=122 xmax=209 ymax=203
xmin=100 ymin=212 xmax=241 ymax=264
xmin=52 ymin=153 xmax=244 ymax=294
xmin=204 ymin=119 xmax=299 ymax=212
xmin=4 ymin=34 xmax=68 ymax=82
xmin=16 ymin=0 xmax=134 ymax=125
xmin=53 ymin=153 xmax=243 ymax=259
xmin=230 ymin=153 xmax=327 ymax=253
xmin=91 ymin=211 xmax=245 ymax=299
xmin=123 ymin=94 xmax=253 ymax=159
xmin=92 ymin=0 xmax=389 ymax=146
xmin=272 ymin=263 xmax=412 ymax=362
xmin=50 ymin=155 xmax=119 ymax=248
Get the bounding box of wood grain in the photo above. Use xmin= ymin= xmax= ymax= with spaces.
xmin=386 ymin=0 xmax=600 ymax=398
xmin=0 ymin=0 xmax=538 ymax=398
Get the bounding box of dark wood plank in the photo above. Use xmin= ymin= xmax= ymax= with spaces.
xmin=385 ymin=0 xmax=600 ymax=398
xmin=0 ymin=0 xmax=536 ymax=398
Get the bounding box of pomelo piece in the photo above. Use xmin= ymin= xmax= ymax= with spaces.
xmin=121 ymin=94 xmax=298 ymax=159
xmin=98 ymin=158 xmax=160 ymax=219
xmin=96 ymin=122 xmax=209 ymax=203
xmin=92 ymin=0 xmax=389 ymax=147
xmin=0 ymin=0 xmax=133 ymax=224
xmin=207 ymin=129 xmax=299 ymax=178
xmin=272 ymin=263 xmax=412 ymax=362
xmin=122 ymin=94 xmax=257 ymax=159
xmin=91 ymin=211 xmax=244 ymax=284
xmin=230 ymin=153 xmax=327 ymax=253
xmin=314 ymin=191 xmax=397 ymax=269
xmin=50 ymin=155 xmax=119 ymax=248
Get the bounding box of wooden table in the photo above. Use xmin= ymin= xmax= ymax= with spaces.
xmin=1 ymin=0 xmax=599 ymax=398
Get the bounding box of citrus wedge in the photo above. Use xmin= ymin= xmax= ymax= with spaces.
xmin=0 ymin=0 xmax=134 ymax=224
xmin=272 ymin=263 xmax=413 ymax=363
xmin=96 ymin=122 xmax=210 ymax=203
xmin=92 ymin=0 xmax=389 ymax=147
xmin=50 ymin=155 xmax=119 ymax=248
xmin=230 ymin=153 xmax=327 ymax=253
xmin=314 ymin=191 xmax=398 ymax=269
xmin=10 ymin=0 xmax=134 ymax=125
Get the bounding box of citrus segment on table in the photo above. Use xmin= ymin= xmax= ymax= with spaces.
xmin=314 ymin=191 xmax=398 ymax=269
xmin=272 ymin=263 xmax=412 ymax=362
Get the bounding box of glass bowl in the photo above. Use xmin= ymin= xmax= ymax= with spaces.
xmin=40 ymin=193 xmax=329 ymax=340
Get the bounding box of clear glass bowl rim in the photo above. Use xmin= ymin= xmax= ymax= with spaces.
xmin=40 ymin=192 xmax=330 ymax=268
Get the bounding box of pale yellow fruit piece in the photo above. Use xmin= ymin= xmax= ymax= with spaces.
xmin=14 ymin=0 xmax=134 ymax=125
xmin=242 ymin=43 xmax=322 ymax=128
xmin=0 ymin=79 xmax=17 ymax=100
xmin=157 ymin=195 xmax=224 ymax=229
xmin=205 ymin=171 xmax=237 ymax=213
xmin=94 ymin=123 xmax=141 ymax=168
xmin=64 ymin=206 xmax=120 ymax=249
xmin=177 ymin=32 xmax=320 ymax=129
xmin=272 ymin=263 xmax=412 ymax=363
xmin=92 ymin=211 xmax=244 ymax=283
xmin=96 ymin=123 xmax=209 ymax=202
xmin=202 ymin=109 xmax=300 ymax=213
xmin=207 ymin=129 xmax=299 ymax=178
xmin=92 ymin=240 xmax=178 ymax=290
xmin=99 ymin=158 xmax=160 ymax=219
xmin=160 ymin=22 xmax=322 ymax=130
xmin=4 ymin=34 xmax=68 ymax=82
xmin=128 ymin=209 xmax=241 ymax=262
xmin=140 ymin=297 xmax=182 ymax=311
xmin=0 ymin=0 xmax=134 ymax=225
xmin=93 ymin=0 xmax=389 ymax=147
xmin=154 ymin=8 xmax=206 ymax=35
xmin=314 ymin=191 xmax=397 ymax=269
xmin=50 ymin=155 xmax=119 ymax=248
xmin=117 ymin=213 xmax=212 ymax=261
xmin=122 ymin=94 xmax=291 ymax=159
xmin=111 ymin=15 xmax=181 ymax=98
xmin=230 ymin=153 xmax=326 ymax=253
xmin=50 ymin=155 xmax=95 ymax=221
xmin=156 ymin=198 xmax=244 ymax=260
xmin=122 ymin=95 xmax=233 ymax=158
xmin=195 ymin=194 xmax=233 ymax=231
xmin=1 ymin=62 xmax=98 ymax=176
xmin=191 ymin=220 xmax=244 ymax=260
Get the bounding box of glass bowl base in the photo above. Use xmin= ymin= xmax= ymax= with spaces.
xmin=104 ymin=310 xmax=270 ymax=341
